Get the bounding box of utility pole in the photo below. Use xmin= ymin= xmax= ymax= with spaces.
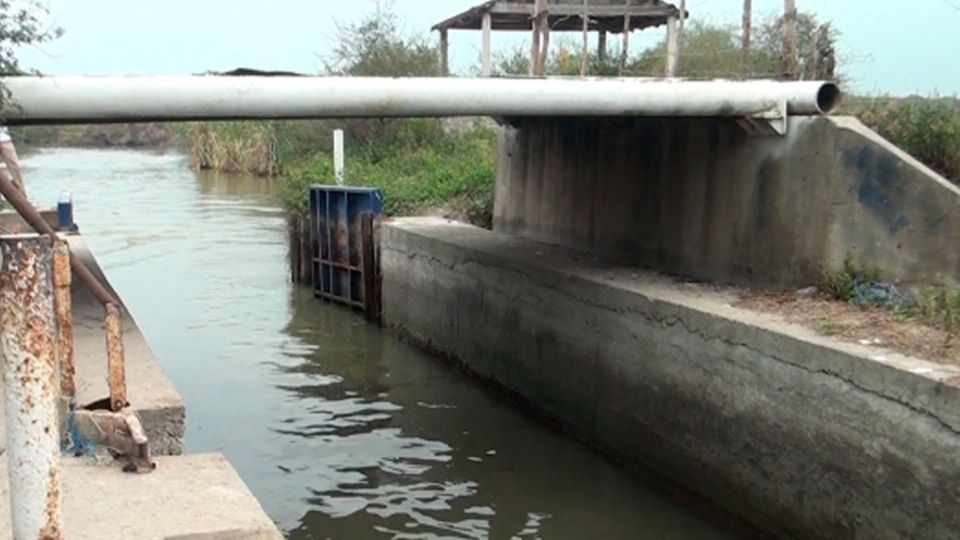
xmin=781 ymin=0 xmax=797 ymax=80
xmin=741 ymin=0 xmax=752 ymax=78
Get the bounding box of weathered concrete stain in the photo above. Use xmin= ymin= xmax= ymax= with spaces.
xmin=847 ymin=145 xmax=910 ymax=234
xmin=495 ymin=115 xmax=960 ymax=288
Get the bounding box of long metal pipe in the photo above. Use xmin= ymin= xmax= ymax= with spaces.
xmin=0 ymin=77 xmax=841 ymax=124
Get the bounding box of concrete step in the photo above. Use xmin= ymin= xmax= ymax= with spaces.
xmin=0 ymin=453 xmax=282 ymax=539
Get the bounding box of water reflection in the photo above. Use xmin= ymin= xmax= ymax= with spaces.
xmin=22 ymin=147 xmax=736 ymax=539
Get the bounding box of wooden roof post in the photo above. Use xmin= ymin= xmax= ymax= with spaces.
xmin=781 ymin=0 xmax=797 ymax=80
xmin=539 ymin=8 xmax=550 ymax=76
xmin=481 ymin=12 xmax=492 ymax=76
xmin=530 ymin=2 xmax=542 ymax=75
xmin=619 ymin=11 xmax=631 ymax=75
xmin=598 ymin=30 xmax=607 ymax=63
xmin=666 ymin=15 xmax=680 ymax=77
xmin=741 ymin=0 xmax=752 ymax=78
xmin=440 ymin=29 xmax=450 ymax=76
xmin=580 ymin=0 xmax=589 ymax=77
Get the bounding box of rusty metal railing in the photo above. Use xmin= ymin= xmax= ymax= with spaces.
xmin=52 ymin=240 xmax=75 ymax=402
xmin=0 ymin=180 xmax=157 ymax=538
xmin=0 ymin=175 xmax=128 ymax=411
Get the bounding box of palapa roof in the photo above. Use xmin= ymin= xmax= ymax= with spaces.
xmin=432 ymin=0 xmax=684 ymax=34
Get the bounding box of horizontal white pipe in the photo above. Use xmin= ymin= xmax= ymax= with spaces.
xmin=0 ymin=76 xmax=841 ymax=124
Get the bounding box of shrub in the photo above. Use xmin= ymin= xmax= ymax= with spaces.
xmin=280 ymin=125 xmax=496 ymax=227
xmin=852 ymin=96 xmax=960 ymax=183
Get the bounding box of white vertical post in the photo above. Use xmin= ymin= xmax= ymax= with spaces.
xmin=1 ymin=235 xmax=63 ymax=540
xmin=666 ymin=15 xmax=680 ymax=77
xmin=482 ymin=13 xmax=493 ymax=77
xmin=333 ymin=129 xmax=345 ymax=186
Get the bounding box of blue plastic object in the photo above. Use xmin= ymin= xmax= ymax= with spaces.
xmin=57 ymin=190 xmax=76 ymax=232
xmin=309 ymin=185 xmax=383 ymax=308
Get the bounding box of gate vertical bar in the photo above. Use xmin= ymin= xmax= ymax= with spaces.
xmin=52 ymin=240 xmax=75 ymax=402
xmin=0 ymin=235 xmax=63 ymax=540
xmin=360 ymin=212 xmax=380 ymax=324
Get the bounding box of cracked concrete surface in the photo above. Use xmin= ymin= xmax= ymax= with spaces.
xmin=382 ymin=217 xmax=960 ymax=540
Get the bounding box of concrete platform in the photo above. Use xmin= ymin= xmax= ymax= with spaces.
xmin=67 ymin=235 xmax=185 ymax=455
xmin=0 ymin=453 xmax=282 ymax=539
xmin=382 ymin=217 xmax=960 ymax=540
xmin=0 ymin=234 xmax=185 ymax=455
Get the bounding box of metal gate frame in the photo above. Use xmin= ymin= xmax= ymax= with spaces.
xmin=309 ymin=185 xmax=383 ymax=321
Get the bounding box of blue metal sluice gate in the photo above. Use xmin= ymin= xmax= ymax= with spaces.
xmin=309 ymin=186 xmax=383 ymax=317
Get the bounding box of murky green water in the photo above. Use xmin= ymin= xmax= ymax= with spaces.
xmin=23 ymin=147 xmax=738 ymax=539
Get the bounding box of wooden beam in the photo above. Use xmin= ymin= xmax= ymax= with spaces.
xmin=482 ymin=13 xmax=492 ymax=76
xmin=490 ymin=4 xmax=674 ymax=18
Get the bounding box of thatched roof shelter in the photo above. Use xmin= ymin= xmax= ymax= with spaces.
xmin=432 ymin=0 xmax=686 ymax=76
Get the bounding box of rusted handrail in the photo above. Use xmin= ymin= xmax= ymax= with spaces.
xmin=0 ymin=175 xmax=128 ymax=412
xmin=105 ymin=303 xmax=127 ymax=411
xmin=0 ymin=175 xmax=118 ymax=307
xmin=52 ymin=240 xmax=75 ymax=402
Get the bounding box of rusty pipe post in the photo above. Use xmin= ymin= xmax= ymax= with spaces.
xmin=105 ymin=303 xmax=127 ymax=411
xmin=0 ymin=236 xmax=63 ymax=540
xmin=52 ymin=240 xmax=75 ymax=402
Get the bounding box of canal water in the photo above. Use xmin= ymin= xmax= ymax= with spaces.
xmin=23 ymin=148 xmax=737 ymax=539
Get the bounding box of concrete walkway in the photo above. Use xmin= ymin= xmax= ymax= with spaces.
xmin=0 ymin=454 xmax=282 ymax=539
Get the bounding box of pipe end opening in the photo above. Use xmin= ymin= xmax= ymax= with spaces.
xmin=817 ymin=83 xmax=842 ymax=115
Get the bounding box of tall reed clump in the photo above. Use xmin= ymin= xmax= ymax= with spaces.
xmin=851 ymin=96 xmax=960 ymax=184
xmin=186 ymin=122 xmax=281 ymax=176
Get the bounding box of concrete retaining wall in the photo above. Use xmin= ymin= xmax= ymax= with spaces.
xmin=382 ymin=217 xmax=960 ymax=539
xmin=494 ymin=116 xmax=960 ymax=288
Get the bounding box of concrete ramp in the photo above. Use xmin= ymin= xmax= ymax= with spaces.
xmin=494 ymin=116 xmax=960 ymax=288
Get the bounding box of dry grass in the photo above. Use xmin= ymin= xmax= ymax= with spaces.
xmin=186 ymin=122 xmax=279 ymax=177
xmin=738 ymin=290 xmax=960 ymax=365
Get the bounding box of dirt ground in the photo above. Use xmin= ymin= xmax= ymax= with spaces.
xmin=736 ymin=289 xmax=960 ymax=366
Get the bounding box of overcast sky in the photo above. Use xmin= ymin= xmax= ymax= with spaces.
xmin=15 ymin=0 xmax=960 ymax=96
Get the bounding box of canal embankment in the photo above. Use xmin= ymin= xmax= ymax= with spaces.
xmin=377 ymin=111 xmax=960 ymax=539
xmin=382 ymin=216 xmax=960 ymax=540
